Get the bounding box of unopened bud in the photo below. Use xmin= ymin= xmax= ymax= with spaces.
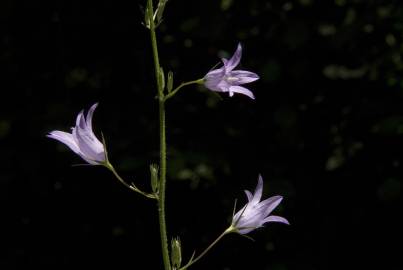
xmin=150 ymin=164 xmax=159 ymax=193
xmin=154 ymin=0 xmax=168 ymax=25
xmin=159 ymin=67 xmax=165 ymax=92
xmin=167 ymin=71 xmax=173 ymax=93
xmin=171 ymin=237 xmax=182 ymax=269
xmin=144 ymin=6 xmax=151 ymax=29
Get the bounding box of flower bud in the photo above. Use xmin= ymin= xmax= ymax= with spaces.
xmin=159 ymin=67 xmax=165 ymax=92
xmin=150 ymin=164 xmax=159 ymax=193
xmin=171 ymin=237 xmax=182 ymax=269
xmin=144 ymin=6 xmax=151 ymax=29
xmin=154 ymin=0 xmax=168 ymax=25
xmin=167 ymin=71 xmax=173 ymax=93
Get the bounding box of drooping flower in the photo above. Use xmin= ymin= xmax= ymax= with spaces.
xmin=204 ymin=43 xmax=259 ymax=99
xmin=47 ymin=103 xmax=106 ymax=165
xmin=231 ymin=175 xmax=289 ymax=234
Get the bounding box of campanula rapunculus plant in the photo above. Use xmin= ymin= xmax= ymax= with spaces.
xmin=47 ymin=103 xmax=106 ymax=165
xmin=204 ymin=43 xmax=259 ymax=99
xmin=231 ymin=175 xmax=289 ymax=234
xmin=48 ymin=1 xmax=288 ymax=269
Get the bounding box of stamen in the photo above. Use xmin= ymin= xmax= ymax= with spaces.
xmin=226 ymin=76 xmax=239 ymax=82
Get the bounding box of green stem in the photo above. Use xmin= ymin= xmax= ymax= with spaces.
xmin=147 ymin=1 xmax=171 ymax=270
xmin=105 ymin=162 xmax=157 ymax=199
xmin=179 ymin=227 xmax=233 ymax=270
xmin=158 ymin=98 xmax=170 ymax=270
xmin=164 ymin=79 xmax=204 ymax=101
xmin=148 ymin=1 xmax=162 ymax=95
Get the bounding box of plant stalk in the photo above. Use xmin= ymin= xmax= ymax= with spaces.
xmin=147 ymin=0 xmax=171 ymax=270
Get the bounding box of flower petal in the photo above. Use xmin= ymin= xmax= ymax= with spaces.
xmin=224 ymin=43 xmax=242 ymax=72
xmin=216 ymin=80 xmax=231 ymax=93
xmin=228 ymin=70 xmax=259 ymax=84
xmin=47 ymin=130 xmax=80 ymax=154
xmin=259 ymin=195 xmax=283 ymax=217
xmin=72 ymin=127 xmax=101 ymax=165
xmin=237 ymin=200 xmax=275 ymax=228
xmin=85 ymin=103 xmax=98 ymax=132
xmin=238 ymin=210 xmax=266 ymax=229
xmin=231 ymin=175 xmax=288 ymax=235
xmin=232 ymin=205 xmax=246 ymax=226
xmin=84 ymin=103 xmax=104 ymax=152
xmin=244 ymin=190 xmax=253 ymax=201
xmin=74 ymin=112 xmax=105 ymax=163
xmin=238 ymin=227 xmax=255 ymax=235
xmin=229 ymin=86 xmax=255 ymax=99
xmin=204 ymin=67 xmax=225 ymax=91
xmin=250 ymin=174 xmax=263 ymax=204
xmin=263 ymin=215 xmax=290 ymax=225
xmin=76 ymin=130 xmax=105 ymax=162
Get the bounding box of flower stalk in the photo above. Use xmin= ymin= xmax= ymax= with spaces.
xmin=164 ymin=78 xmax=204 ymax=101
xmin=147 ymin=0 xmax=171 ymax=270
xmin=105 ymin=162 xmax=157 ymax=199
xmin=179 ymin=228 xmax=232 ymax=270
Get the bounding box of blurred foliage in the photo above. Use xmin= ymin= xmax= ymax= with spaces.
xmin=0 ymin=0 xmax=401 ymax=269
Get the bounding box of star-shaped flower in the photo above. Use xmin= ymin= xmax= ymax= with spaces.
xmin=231 ymin=175 xmax=289 ymax=234
xmin=47 ymin=103 xmax=106 ymax=165
xmin=204 ymin=43 xmax=259 ymax=99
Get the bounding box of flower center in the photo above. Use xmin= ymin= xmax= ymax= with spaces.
xmin=225 ymin=76 xmax=239 ymax=83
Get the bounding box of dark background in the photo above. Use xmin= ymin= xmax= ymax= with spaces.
xmin=1 ymin=0 xmax=401 ymax=269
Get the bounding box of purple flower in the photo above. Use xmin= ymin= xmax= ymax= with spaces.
xmin=47 ymin=103 xmax=106 ymax=165
xmin=232 ymin=175 xmax=289 ymax=234
xmin=204 ymin=43 xmax=259 ymax=99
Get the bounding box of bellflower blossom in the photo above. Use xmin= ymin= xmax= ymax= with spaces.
xmin=47 ymin=103 xmax=106 ymax=165
xmin=204 ymin=43 xmax=259 ymax=99
xmin=232 ymin=175 xmax=289 ymax=234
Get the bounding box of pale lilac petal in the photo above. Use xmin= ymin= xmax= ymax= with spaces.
xmin=75 ymin=109 xmax=104 ymax=159
xmin=238 ymin=227 xmax=255 ymax=235
xmin=229 ymin=86 xmax=255 ymax=100
xmin=74 ymin=110 xmax=104 ymax=162
xmin=75 ymin=127 xmax=105 ymax=162
xmin=231 ymin=175 xmax=288 ymax=235
xmin=263 ymin=215 xmax=290 ymax=225
xmin=233 ymin=201 xmax=264 ymax=228
xmin=71 ymin=133 xmax=99 ymax=164
xmin=85 ymin=103 xmax=98 ymax=131
xmin=205 ymin=67 xmax=225 ymax=79
xmin=237 ymin=210 xmax=265 ymax=228
xmin=48 ymin=103 xmax=105 ymax=165
xmin=224 ymin=43 xmax=242 ymax=72
xmin=74 ymin=106 xmax=104 ymax=163
xmin=47 ymin=131 xmax=80 ymax=154
xmin=232 ymin=205 xmax=246 ymax=225
xmin=228 ymin=70 xmax=259 ymax=84
xmin=72 ymin=124 xmax=94 ymax=160
xmin=241 ymin=196 xmax=282 ymax=226
xmin=82 ymin=107 xmax=104 ymax=153
xmin=261 ymin=196 xmax=283 ymax=217
xmin=204 ymin=67 xmax=225 ymax=91
xmin=244 ymin=190 xmax=253 ymax=201
xmin=216 ymin=80 xmax=231 ymax=93
xmin=237 ymin=204 xmax=270 ymax=228
xmin=203 ymin=43 xmax=259 ymax=98
xmin=251 ymin=175 xmax=263 ymax=204
xmin=49 ymin=128 xmax=96 ymax=165
xmin=251 ymin=195 xmax=282 ymax=216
